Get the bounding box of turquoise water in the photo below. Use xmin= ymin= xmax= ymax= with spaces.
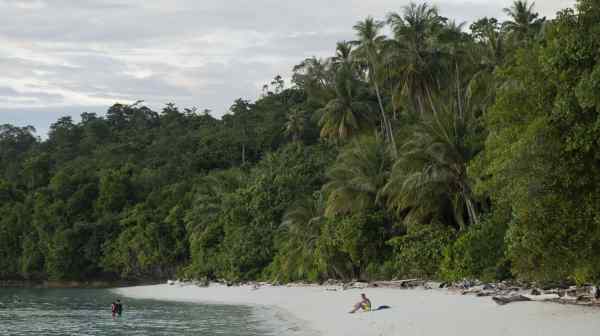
xmin=0 ymin=288 xmax=283 ymax=336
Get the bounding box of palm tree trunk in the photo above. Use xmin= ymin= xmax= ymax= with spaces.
xmin=241 ymin=144 xmax=246 ymax=165
xmin=465 ymin=197 xmax=479 ymax=227
xmin=416 ymin=94 xmax=424 ymax=118
xmin=374 ymin=81 xmax=397 ymax=156
xmin=368 ymin=55 xmax=398 ymax=157
xmin=391 ymin=91 xmax=398 ymax=121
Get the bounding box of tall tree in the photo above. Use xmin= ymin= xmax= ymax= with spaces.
xmin=502 ymin=1 xmax=545 ymax=43
xmin=317 ymin=57 xmax=374 ymax=141
xmin=384 ymin=87 xmax=481 ymax=230
xmin=386 ymin=3 xmax=448 ymax=117
xmin=323 ymin=136 xmax=391 ymax=217
xmin=353 ymin=17 xmax=397 ymax=154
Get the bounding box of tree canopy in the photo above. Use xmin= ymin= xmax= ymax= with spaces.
xmin=2 ymin=1 xmax=599 ymax=285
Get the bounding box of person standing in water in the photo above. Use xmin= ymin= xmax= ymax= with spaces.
xmin=111 ymin=301 xmax=118 ymax=317
xmin=116 ymin=299 xmax=123 ymax=316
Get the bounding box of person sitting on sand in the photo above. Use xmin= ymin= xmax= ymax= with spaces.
xmin=349 ymin=293 xmax=371 ymax=313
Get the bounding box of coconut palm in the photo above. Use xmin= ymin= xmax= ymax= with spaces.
xmin=274 ymin=192 xmax=326 ymax=280
xmin=184 ymin=169 xmax=245 ymax=233
xmin=317 ymin=60 xmax=374 ymax=142
xmin=470 ymin=17 xmax=506 ymax=68
xmin=502 ymin=1 xmax=544 ymax=43
xmin=386 ymin=2 xmax=448 ymax=117
xmin=467 ymin=18 xmax=507 ymax=114
xmin=332 ymin=41 xmax=354 ymax=69
xmin=353 ymin=17 xmax=397 ymax=154
xmin=323 ymin=136 xmax=391 ymax=217
xmin=383 ymin=86 xmax=479 ymax=231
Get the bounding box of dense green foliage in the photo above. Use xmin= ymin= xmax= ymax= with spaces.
xmin=2 ymin=1 xmax=600 ymax=284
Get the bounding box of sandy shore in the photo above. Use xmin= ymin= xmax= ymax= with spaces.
xmin=114 ymin=284 xmax=600 ymax=336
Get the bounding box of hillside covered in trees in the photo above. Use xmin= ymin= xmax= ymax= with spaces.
xmin=2 ymin=0 xmax=600 ymax=285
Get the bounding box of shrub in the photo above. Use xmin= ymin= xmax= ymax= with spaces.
xmin=441 ymin=211 xmax=510 ymax=282
xmin=388 ymin=224 xmax=455 ymax=279
xmin=316 ymin=211 xmax=390 ymax=280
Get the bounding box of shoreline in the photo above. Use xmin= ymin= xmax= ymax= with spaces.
xmin=114 ymin=283 xmax=600 ymax=336
xmin=0 ymin=279 xmax=161 ymax=289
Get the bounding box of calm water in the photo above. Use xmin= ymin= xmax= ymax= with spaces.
xmin=0 ymin=288 xmax=287 ymax=336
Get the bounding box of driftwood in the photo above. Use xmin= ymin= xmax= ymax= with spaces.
xmin=343 ymin=281 xmax=369 ymax=290
xmin=370 ymin=279 xmax=422 ymax=289
xmin=492 ymin=295 xmax=532 ymax=306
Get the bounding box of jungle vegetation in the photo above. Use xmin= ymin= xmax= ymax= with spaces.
xmin=2 ymin=0 xmax=600 ymax=285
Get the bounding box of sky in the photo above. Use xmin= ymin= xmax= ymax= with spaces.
xmin=0 ymin=0 xmax=576 ymax=136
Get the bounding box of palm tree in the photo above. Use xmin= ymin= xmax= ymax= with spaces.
xmin=382 ymin=86 xmax=479 ymax=231
xmin=332 ymin=41 xmax=354 ymax=69
xmin=502 ymin=1 xmax=544 ymax=43
xmin=353 ymin=17 xmax=397 ymax=154
xmin=274 ymin=192 xmax=326 ymax=280
xmin=323 ymin=136 xmax=391 ymax=217
xmin=184 ymin=169 xmax=245 ymax=233
xmin=317 ymin=60 xmax=374 ymax=142
xmin=386 ymin=2 xmax=448 ymax=117
xmin=470 ymin=17 xmax=506 ymax=67
xmin=467 ymin=18 xmax=507 ymax=114
xmin=284 ymin=107 xmax=306 ymax=142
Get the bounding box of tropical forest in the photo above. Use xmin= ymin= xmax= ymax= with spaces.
xmin=2 ymin=0 xmax=600 ymax=286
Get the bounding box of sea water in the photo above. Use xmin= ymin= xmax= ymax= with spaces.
xmin=0 ymin=288 xmax=288 ymax=336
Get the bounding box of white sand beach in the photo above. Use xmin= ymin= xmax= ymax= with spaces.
xmin=115 ymin=284 xmax=600 ymax=336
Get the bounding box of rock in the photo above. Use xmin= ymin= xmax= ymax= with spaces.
xmin=566 ymin=289 xmax=578 ymax=297
xmin=403 ymin=279 xmax=425 ymax=288
xmin=541 ymin=283 xmax=570 ymax=290
xmin=577 ymin=296 xmax=592 ymax=303
xmin=530 ymin=288 xmax=541 ymax=296
xmin=193 ymin=279 xmax=209 ymax=287
xmin=461 ymin=285 xmax=490 ymax=295
xmin=492 ymin=295 xmax=532 ymax=306
xmin=369 ymin=279 xmax=423 ymax=289
xmin=344 ymin=281 xmax=369 ymax=290
xmin=424 ymin=282 xmax=443 ymax=289
xmin=322 ymin=279 xmax=343 ymax=286
xmin=496 ymin=282 xmax=508 ymax=290
xmin=482 ymin=284 xmax=495 ymax=291
xmin=456 ymin=279 xmax=474 ymax=289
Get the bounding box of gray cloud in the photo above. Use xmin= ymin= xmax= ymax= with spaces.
xmin=0 ymin=0 xmax=576 ymax=135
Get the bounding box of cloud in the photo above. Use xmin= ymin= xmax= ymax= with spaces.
xmin=0 ymin=0 xmax=577 ymax=134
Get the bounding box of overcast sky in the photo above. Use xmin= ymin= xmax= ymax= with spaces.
xmin=0 ymin=0 xmax=575 ymax=136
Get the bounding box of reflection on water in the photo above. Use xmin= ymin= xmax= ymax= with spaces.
xmin=0 ymin=288 xmax=273 ymax=336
